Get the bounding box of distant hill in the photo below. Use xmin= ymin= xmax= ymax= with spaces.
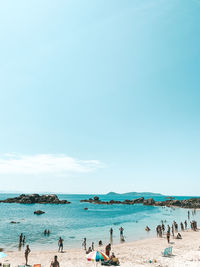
xmin=106 ymin=191 xmax=163 ymax=196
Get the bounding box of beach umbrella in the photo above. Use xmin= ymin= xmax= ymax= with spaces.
xmin=87 ymin=250 xmax=109 ymax=266
xmin=0 ymin=252 xmax=7 ymax=258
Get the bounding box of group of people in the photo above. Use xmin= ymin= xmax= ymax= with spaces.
xmin=83 ymin=238 xmax=95 ymax=254
xmin=155 ymin=209 xmax=198 ymax=244
xmin=19 ymin=233 xmax=26 ymax=248
xmin=191 ymin=220 xmax=197 ymax=231
xmin=44 ymin=229 xmax=51 ymax=235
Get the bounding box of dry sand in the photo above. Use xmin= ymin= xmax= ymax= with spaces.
xmin=2 ymin=230 xmax=200 ymax=267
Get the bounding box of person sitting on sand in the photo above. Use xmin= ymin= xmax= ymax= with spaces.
xmin=86 ymin=247 xmax=92 ymax=254
xmin=145 ymin=226 xmax=151 ymax=231
xmin=50 ymin=255 xmax=60 ymax=267
xmin=99 ymin=240 xmax=103 ymax=246
xmin=110 ymin=252 xmax=120 ymax=265
xmin=102 ymin=253 xmax=120 ymax=266
xmin=25 ymin=244 xmax=31 ymax=266
xmin=176 ymin=233 xmax=182 ymax=239
xmin=58 ymin=237 xmax=64 ymax=252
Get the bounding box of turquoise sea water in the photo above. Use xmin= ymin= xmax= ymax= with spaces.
xmin=0 ymin=193 xmax=199 ymax=251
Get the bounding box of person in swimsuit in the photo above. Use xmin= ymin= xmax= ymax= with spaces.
xmin=58 ymin=237 xmax=64 ymax=252
xmin=25 ymin=245 xmax=31 ymax=266
xmin=50 ymin=255 xmax=60 ymax=267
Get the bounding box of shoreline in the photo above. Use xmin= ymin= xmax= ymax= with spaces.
xmin=2 ymin=229 xmax=200 ymax=266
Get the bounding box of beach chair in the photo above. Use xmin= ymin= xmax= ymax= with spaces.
xmin=162 ymin=246 xmax=173 ymax=257
xmin=34 ymin=265 xmax=41 ymax=267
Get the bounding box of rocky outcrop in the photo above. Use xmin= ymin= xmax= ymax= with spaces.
xmin=34 ymin=210 xmax=45 ymax=215
xmin=80 ymin=196 xmax=200 ymax=209
xmin=80 ymin=197 xmax=145 ymax=205
xmin=143 ymin=198 xmax=155 ymax=205
xmin=0 ymin=194 xmax=71 ymax=204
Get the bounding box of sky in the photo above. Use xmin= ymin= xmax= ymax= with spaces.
xmin=0 ymin=0 xmax=200 ymax=195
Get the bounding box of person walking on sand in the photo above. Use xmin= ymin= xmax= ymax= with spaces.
xmin=50 ymin=255 xmax=60 ymax=267
xmin=167 ymin=231 xmax=170 ymax=244
xmin=58 ymin=237 xmax=64 ymax=252
xmin=25 ymin=245 xmax=31 ymax=266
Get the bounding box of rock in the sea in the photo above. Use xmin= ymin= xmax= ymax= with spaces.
xmin=143 ymin=198 xmax=155 ymax=205
xmin=132 ymin=197 xmax=144 ymax=204
xmin=34 ymin=210 xmax=45 ymax=215
xmin=0 ymin=194 xmax=71 ymax=204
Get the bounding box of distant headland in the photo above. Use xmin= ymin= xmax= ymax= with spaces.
xmin=106 ymin=191 xmax=163 ymax=196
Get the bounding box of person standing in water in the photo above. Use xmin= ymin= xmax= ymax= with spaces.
xmin=58 ymin=237 xmax=64 ymax=252
xmin=25 ymin=245 xmax=31 ymax=266
xmin=82 ymin=238 xmax=86 ymax=250
xmin=110 ymin=228 xmax=113 ymax=243
xmin=119 ymin=227 xmax=124 ymax=240
xmin=110 ymin=228 xmax=113 ymax=238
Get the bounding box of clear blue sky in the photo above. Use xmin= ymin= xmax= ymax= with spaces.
xmin=0 ymin=0 xmax=200 ymax=195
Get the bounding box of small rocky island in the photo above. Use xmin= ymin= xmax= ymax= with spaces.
xmin=80 ymin=196 xmax=200 ymax=209
xmin=0 ymin=194 xmax=71 ymax=204
xmin=34 ymin=210 xmax=45 ymax=215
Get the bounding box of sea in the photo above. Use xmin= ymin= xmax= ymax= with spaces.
xmin=0 ymin=193 xmax=199 ymax=251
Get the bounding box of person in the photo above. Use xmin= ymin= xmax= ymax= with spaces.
xmin=58 ymin=237 xmax=64 ymax=252
xmin=50 ymin=255 xmax=60 ymax=267
xmin=188 ymin=210 xmax=190 ymax=219
xmin=184 ymin=220 xmax=187 ymax=229
xmin=23 ymin=235 xmax=26 ymax=245
xmin=19 ymin=233 xmax=23 ymax=246
xmin=171 ymin=225 xmax=174 ymax=237
xmin=176 ymin=233 xmax=182 ymax=239
xmin=82 ymin=238 xmax=86 ymax=250
xmin=44 ymin=230 xmax=47 ymax=235
xmin=119 ymin=227 xmax=124 ymax=237
xmin=110 ymin=228 xmax=113 ymax=237
xmin=25 ymin=245 xmax=31 ymax=266
xmin=99 ymin=240 xmax=103 ymax=246
xmin=145 ymin=226 xmax=151 ymax=231
xmin=86 ymin=247 xmax=92 ymax=254
xmin=166 ymin=231 xmax=170 ymax=244
xmin=47 ymin=230 xmax=50 ymax=235
xmin=91 ymin=242 xmax=94 ymax=251
xmin=110 ymin=252 xmax=120 ymax=265
xmin=105 ymin=243 xmax=111 ymax=257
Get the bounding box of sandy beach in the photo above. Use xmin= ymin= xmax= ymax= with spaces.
xmin=2 ymin=229 xmax=200 ymax=267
